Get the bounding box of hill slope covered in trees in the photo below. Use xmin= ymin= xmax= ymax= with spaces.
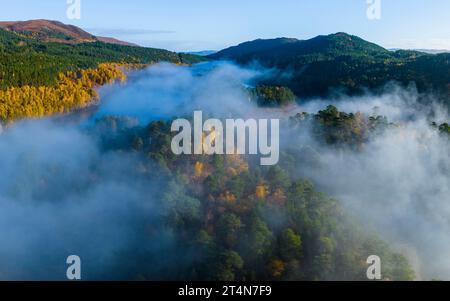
xmin=0 ymin=23 xmax=204 ymax=122
xmin=210 ymin=33 xmax=450 ymax=100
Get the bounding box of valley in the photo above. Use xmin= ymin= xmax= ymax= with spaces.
xmin=0 ymin=19 xmax=449 ymax=281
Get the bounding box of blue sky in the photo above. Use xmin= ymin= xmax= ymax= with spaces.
xmin=1 ymin=0 xmax=449 ymax=52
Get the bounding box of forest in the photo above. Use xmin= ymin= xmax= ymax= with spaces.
xmin=0 ymin=63 xmax=127 ymax=122
xmin=248 ymin=85 xmax=296 ymax=107
xmin=0 ymin=28 xmax=204 ymax=123
xmin=85 ymin=109 xmax=417 ymax=281
xmin=0 ymin=28 xmax=203 ymax=88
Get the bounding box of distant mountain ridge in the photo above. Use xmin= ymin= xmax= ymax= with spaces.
xmin=0 ymin=19 xmax=137 ymax=46
xmin=210 ymin=37 xmax=300 ymax=60
xmin=210 ymin=33 xmax=388 ymax=63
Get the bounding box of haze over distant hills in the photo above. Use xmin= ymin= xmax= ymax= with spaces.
xmin=389 ymin=48 xmax=450 ymax=54
xmin=185 ymin=50 xmax=217 ymax=56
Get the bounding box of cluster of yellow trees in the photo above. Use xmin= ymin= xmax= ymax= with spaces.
xmin=0 ymin=63 xmax=127 ymax=122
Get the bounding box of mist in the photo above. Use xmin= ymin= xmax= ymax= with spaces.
xmin=0 ymin=119 xmax=178 ymax=280
xmin=0 ymin=62 xmax=262 ymax=280
xmin=0 ymin=61 xmax=449 ymax=280
xmin=94 ymin=62 xmax=260 ymax=123
xmin=284 ymin=88 xmax=450 ymax=280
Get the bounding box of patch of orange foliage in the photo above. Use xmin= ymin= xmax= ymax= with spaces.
xmin=218 ymin=191 xmax=237 ymax=204
xmin=255 ymin=184 xmax=269 ymax=199
xmin=194 ymin=161 xmax=204 ymax=178
xmin=268 ymin=257 xmax=285 ymax=278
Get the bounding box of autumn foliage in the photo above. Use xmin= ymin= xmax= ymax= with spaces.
xmin=0 ymin=63 xmax=125 ymax=122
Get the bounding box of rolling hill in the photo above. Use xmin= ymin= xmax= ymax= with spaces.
xmin=0 ymin=19 xmax=136 ymax=46
xmin=210 ymin=33 xmax=388 ymax=63
xmin=210 ymin=33 xmax=450 ymax=100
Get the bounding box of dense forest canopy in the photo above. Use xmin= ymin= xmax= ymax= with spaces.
xmin=85 ymin=111 xmax=416 ymax=280
xmin=83 ymin=100 xmax=445 ymax=280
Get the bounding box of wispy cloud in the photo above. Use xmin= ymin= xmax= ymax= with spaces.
xmin=133 ymin=39 xmax=225 ymax=53
xmin=87 ymin=28 xmax=176 ymax=36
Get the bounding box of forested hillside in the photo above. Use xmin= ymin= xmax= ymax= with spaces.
xmin=0 ymin=27 xmax=204 ymax=122
xmin=0 ymin=28 xmax=203 ymax=89
xmin=210 ymin=33 xmax=450 ymax=99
